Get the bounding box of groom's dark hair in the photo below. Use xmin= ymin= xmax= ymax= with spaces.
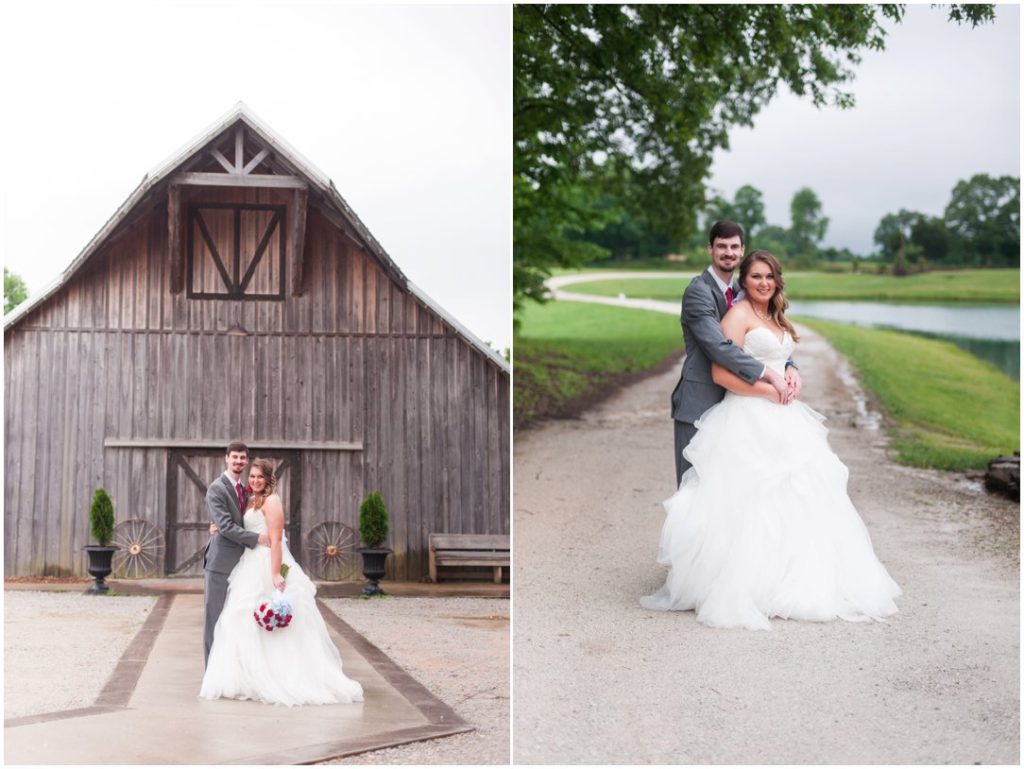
xmin=226 ymin=441 xmax=249 ymax=456
xmin=708 ymin=220 xmax=745 ymax=245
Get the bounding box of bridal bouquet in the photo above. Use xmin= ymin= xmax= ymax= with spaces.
xmin=253 ymin=564 xmax=293 ymax=631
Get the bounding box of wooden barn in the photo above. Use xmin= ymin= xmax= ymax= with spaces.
xmin=4 ymin=104 xmax=510 ymax=582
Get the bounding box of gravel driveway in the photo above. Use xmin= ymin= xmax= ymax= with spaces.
xmin=513 ymin=323 xmax=1019 ymax=764
xmin=4 ymin=591 xmax=157 ymax=719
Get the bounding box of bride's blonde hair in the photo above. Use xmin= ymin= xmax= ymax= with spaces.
xmin=246 ymin=458 xmax=277 ymax=510
xmin=739 ymin=250 xmax=799 ymax=342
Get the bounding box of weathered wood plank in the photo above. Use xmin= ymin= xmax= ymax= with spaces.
xmin=242 ymin=147 xmax=271 ymax=175
xmin=168 ymin=183 xmax=183 ymax=293
xmin=173 ymin=172 xmax=308 ymax=189
xmin=211 ymin=147 xmax=235 ymax=174
xmin=102 ymin=438 xmax=359 ymax=450
xmin=290 ymin=187 xmax=308 ymax=297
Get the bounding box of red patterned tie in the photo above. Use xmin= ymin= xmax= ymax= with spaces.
xmin=725 ymin=286 xmax=734 ymax=309
xmin=235 ymin=482 xmax=245 ymax=512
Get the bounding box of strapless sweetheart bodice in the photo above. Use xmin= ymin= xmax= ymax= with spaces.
xmin=742 ymin=326 xmax=794 ymax=376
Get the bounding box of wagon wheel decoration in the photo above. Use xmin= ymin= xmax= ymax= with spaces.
xmin=111 ymin=519 xmax=166 ymax=579
xmin=303 ymin=521 xmax=359 ymax=581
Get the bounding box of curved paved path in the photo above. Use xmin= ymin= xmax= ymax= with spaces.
xmin=513 ymin=316 xmax=1019 ymax=764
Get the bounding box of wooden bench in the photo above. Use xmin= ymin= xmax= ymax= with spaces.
xmin=428 ymin=533 xmax=510 ymax=583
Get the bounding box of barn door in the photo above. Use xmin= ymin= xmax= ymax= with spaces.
xmin=165 ymin=450 xmax=302 ymax=576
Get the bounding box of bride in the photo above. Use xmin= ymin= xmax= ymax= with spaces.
xmin=200 ymin=459 xmax=364 ymax=705
xmin=641 ymin=250 xmax=901 ymax=630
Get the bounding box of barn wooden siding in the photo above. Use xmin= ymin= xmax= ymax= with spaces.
xmin=4 ymin=185 xmax=510 ymax=579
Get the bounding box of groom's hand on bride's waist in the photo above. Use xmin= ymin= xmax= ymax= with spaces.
xmin=257 ymin=533 xmax=270 ymax=547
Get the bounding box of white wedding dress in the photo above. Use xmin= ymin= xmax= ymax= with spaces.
xmin=200 ymin=508 xmax=364 ymax=705
xmin=641 ymin=326 xmax=901 ymax=630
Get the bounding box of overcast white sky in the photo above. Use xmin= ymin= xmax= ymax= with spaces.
xmin=1 ymin=2 xmax=511 ymax=350
xmin=708 ymin=3 xmax=1020 ymax=256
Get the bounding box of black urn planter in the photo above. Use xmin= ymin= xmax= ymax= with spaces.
xmin=83 ymin=545 xmax=118 ymax=594
xmin=358 ymin=547 xmax=392 ymax=596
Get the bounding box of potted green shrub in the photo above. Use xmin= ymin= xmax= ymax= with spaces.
xmin=83 ymin=488 xmax=118 ymax=594
xmin=357 ymin=491 xmax=392 ymax=596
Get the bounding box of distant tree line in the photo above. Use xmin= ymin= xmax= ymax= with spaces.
xmin=873 ymin=173 xmax=1019 ymax=271
xmin=703 ymin=185 xmax=834 ymax=268
xmin=581 ymin=171 xmax=1020 ymax=274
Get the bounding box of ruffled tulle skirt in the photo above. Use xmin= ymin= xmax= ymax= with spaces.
xmin=200 ymin=542 xmax=364 ymax=705
xmin=641 ymin=394 xmax=901 ymax=630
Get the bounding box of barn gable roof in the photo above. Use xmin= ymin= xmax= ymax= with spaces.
xmin=5 ymin=102 xmax=509 ymax=373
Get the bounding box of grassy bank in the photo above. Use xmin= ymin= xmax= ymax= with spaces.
xmin=798 ymin=318 xmax=1019 ymax=470
xmin=514 ymin=301 xmax=679 ymax=428
xmin=566 ymin=268 xmax=1019 ymax=303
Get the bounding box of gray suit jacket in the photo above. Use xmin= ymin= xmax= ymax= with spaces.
xmin=203 ymin=474 xmax=259 ymax=575
xmin=670 ymin=270 xmax=765 ymax=424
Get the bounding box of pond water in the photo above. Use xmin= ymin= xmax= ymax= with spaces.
xmin=789 ymin=300 xmax=1019 ymax=380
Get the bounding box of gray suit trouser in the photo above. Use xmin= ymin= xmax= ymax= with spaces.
xmin=203 ymin=569 xmax=231 ymax=667
xmin=674 ymin=420 xmax=698 ymax=486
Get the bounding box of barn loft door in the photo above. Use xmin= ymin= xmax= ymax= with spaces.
xmin=168 ymin=124 xmax=310 ymax=296
xmin=187 ymin=203 xmax=286 ymax=300
xmin=165 ymin=450 xmax=302 ymax=576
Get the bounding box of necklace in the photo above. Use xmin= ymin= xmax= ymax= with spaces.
xmin=750 ymin=303 xmax=771 ymax=323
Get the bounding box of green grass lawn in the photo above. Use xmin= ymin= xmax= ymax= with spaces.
xmin=566 ymin=268 xmax=1020 ymax=303
xmin=514 ymin=300 xmax=680 ymax=427
xmin=797 ymin=318 xmax=1020 ymax=470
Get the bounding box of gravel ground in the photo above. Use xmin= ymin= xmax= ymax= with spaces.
xmin=318 ymin=596 xmax=510 ymax=765
xmin=513 ymin=323 xmax=1019 ymax=765
xmin=4 ymin=591 xmax=157 ymax=718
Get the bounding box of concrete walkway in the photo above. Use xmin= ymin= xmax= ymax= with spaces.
xmin=6 ymin=592 xmax=473 ymax=764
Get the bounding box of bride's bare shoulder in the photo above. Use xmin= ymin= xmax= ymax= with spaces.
xmin=722 ymin=300 xmax=754 ymax=329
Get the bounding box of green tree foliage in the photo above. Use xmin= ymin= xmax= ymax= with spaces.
xmin=873 ymin=209 xmax=918 ymax=258
xmin=732 ymin=185 xmax=769 ymax=241
xmin=513 ymin=3 xmax=993 ymax=310
xmin=4 ymin=268 xmax=28 ymax=315
xmin=944 ymin=174 xmax=1020 ymax=266
xmin=788 ymin=187 xmax=829 ymax=258
xmin=909 ymin=216 xmax=951 ymax=263
xmin=89 ymin=488 xmax=115 ymax=546
xmin=707 ymin=184 xmax=767 ymax=241
xmin=753 ymin=225 xmax=793 ymax=260
xmin=583 ymin=206 xmax=674 ymax=262
xmin=358 ymin=491 xmax=389 ymax=547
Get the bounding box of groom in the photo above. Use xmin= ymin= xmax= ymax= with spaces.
xmin=203 ymin=441 xmax=268 ymax=666
xmin=670 ymin=220 xmax=802 ymax=484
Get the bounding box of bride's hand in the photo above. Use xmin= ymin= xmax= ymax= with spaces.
xmin=273 ymin=574 xmax=286 ymax=591
xmin=209 ymin=522 xmax=219 ymax=535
